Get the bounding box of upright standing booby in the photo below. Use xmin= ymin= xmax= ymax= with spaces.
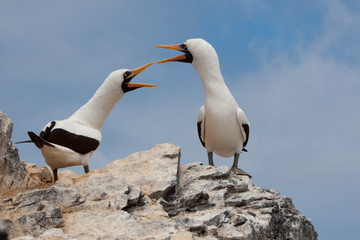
xmin=155 ymin=38 xmax=251 ymax=177
xmin=19 ymin=62 xmax=156 ymax=181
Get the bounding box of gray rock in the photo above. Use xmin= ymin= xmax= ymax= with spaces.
xmin=62 ymin=210 xmax=178 ymax=240
xmin=205 ymin=210 xmax=231 ymax=228
xmin=71 ymin=173 xmax=131 ymax=210
xmin=233 ymin=213 xmax=248 ymax=226
xmin=0 ymin=219 xmax=10 ymax=240
xmin=0 ymin=140 xmax=317 ymax=240
xmin=1 ymin=186 xmax=84 ymax=238
xmin=103 ymin=143 xmax=181 ymax=200
xmin=0 ymin=111 xmax=31 ymax=189
xmin=179 ymin=190 xmax=210 ymax=209
xmin=127 ymin=185 xmax=143 ymax=208
xmin=15 ymin=207 xmax=64 ymax=237
xmin=188 ymin=220 xmax=207 ymax=234
xmin=161 ymin=161 xmax=317 ymax=240
xmin=12 ymin=186 xmax=84 ymax=209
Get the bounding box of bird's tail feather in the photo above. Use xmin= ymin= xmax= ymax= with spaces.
xmin=15 ymin=140 xmax=33 ymax=144
xmin=15 ymin=132 xmax=54 ymax=149
xmin=27 ymin=131 xmax=55 ymax=149
xmin=27 ymin=131 xmax=44 ymax=148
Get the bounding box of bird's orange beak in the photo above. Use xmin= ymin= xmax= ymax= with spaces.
xmin=154 ymin=54 xmax=189 ymax=64
xmin=127 ymin=82 xmax=157 ymax=88
xmin=126 ymin=62 xmax=157 ymax=88
xmin=154 ymin=44 xmax=185 ymax=52
xmin=154 ymin=44 xmax=193 ymax=64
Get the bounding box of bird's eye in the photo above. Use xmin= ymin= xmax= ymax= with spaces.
xmin=183 ymin=44 xmax=187 ymax=50
xmin=123 ymin=72 xmax=128 ymax=78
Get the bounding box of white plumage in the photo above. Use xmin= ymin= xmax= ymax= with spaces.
xmin=155 ymin=39 xmax=250 ymax=176
xmin=21 ymin=63 xmax=156 ymax=181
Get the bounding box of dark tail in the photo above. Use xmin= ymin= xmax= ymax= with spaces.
xmin=15 ymin=140 xmax=33 ymax=144
xmin=27 ymin=131 xmax=44 ymax=148
xmin=27 ymin=131 xmax=55 ymax=149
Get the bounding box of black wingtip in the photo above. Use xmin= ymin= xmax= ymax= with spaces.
xmin=27 ymin=131 xmax=44 ymax=148
xmin=197 ymin=121 xmax=206 ymax=148
xmin=242 ymin=148 xmax=248 ymax=152
xmin=28 ymin=131 xmax=55 ymax=149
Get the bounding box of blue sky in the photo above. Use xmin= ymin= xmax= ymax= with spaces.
xmin=1 ymin=1 xmax=359 ymax=239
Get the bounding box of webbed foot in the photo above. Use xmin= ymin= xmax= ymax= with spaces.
xmin=230 ymin=166 xmax=252 ymax=178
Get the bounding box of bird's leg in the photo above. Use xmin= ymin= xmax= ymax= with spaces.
xmin=230 ymin=153 xmax=251 ymax=177
xmin=207 ymin=152 xmax=214 ymax=166
xmin=53 ymin=168 xmax=58 ymax=182
xmin=84 ymin=165 xmax=89 ymax=173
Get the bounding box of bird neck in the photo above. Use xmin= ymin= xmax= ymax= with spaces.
xmin=69 ymin=77 xmax=124 ymax=130
xmin=194 ymin=61 xmax=235 ymax=103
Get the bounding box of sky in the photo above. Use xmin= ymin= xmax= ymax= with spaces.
xmin=1 ymin=1 xmax=359 ymax=239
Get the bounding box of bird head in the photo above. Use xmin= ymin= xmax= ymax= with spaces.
xmin=121 ymin=62 xmax=157 ymax=93
xmin=154 ymin=38 xmax=218 ymax=67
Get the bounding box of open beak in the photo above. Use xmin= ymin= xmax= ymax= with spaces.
xmin=127 ymin=82 xmax=157 ymax=88
xmin=154 ymin=44 xmax=193 ymax=64
xmin=126 ymin=62 xmax=157 ymax=89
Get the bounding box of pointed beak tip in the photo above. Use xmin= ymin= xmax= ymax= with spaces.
xmin=127 ymin=83 xmax=158 ymax=88
xmin=130 ymin=62 xmax=155 ymax=76
xmin=140 ymin=62 xmax=155 ymax=70
xmin=145 ymin=83 xmax=158 ymax=87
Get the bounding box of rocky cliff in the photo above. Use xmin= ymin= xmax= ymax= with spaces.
xmin=0 ymin=112 xmax=318 ymax=240
xmin=0 ymin=111 xmax=33 ymax=189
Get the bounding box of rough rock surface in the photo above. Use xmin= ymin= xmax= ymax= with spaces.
xmin=0 ymin=112 xmax=53 ymax=192
xmin=163 ymin=162 xmax=318 ymax=239
xmin=0 ymin=112 xmax=318 ymax=240
xmin=0 ymin=111 xmax=31 ymax=189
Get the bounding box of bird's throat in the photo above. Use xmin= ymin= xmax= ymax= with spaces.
xmin=70 ymin=78 xmax=124 ymax=130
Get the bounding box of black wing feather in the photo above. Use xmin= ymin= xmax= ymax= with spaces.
xmin=45 ymin=129 xmax=100 ymax=154
xmin=242 ymin=123 xmax=250 ymax=151
xmin=197 ymin=121 xmax=205 ymax=148
xmin=40 ymin=121 xmax=99 ymax=154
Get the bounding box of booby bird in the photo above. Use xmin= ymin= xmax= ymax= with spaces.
xmin=155 ymin=38 xmax=251 ymax=177
xmin=18 ymin=62 xmax=156 ymax=181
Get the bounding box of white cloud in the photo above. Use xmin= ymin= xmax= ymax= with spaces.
xmin=226 ymin=1 xmax=360 ymax=233
xmin=314 ymin=0 xmax=360 ymax=62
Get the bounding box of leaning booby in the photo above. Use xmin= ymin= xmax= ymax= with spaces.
xmin=19 ymin=62 xmax=156 ymax=181
xmin=155 ymin=38 xmax=251 ymax=177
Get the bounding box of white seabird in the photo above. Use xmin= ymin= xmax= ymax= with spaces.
xmin=18 ymin=62 xmax=156 ymax=181
xmin=155 ymin=38 xmax=251 ymax=177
